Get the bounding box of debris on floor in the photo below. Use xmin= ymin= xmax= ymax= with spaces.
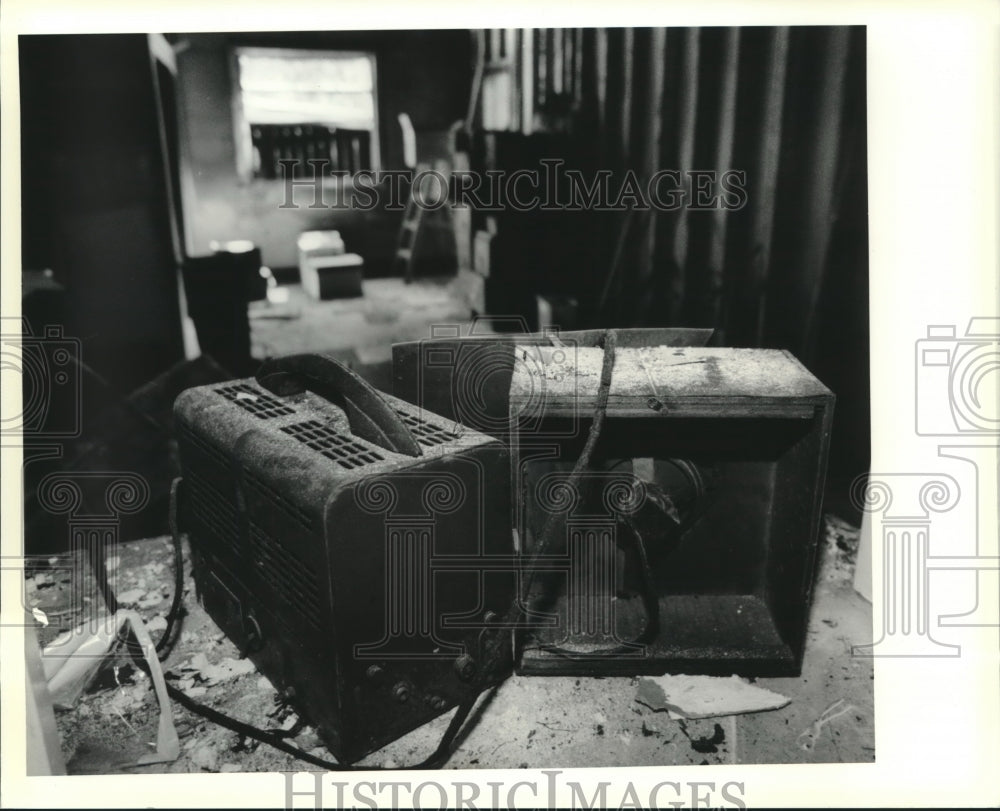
xmin=635 ymin=674 xmax=790 ymax=719
xmin=821 ymin=513 xmax=861 ymax=585
xmin=177 ymin=652 xmax=256 ymax=687
xmin=796 ymin=698 xmax=857 ymax=752
xmin=679 ymin=720 xmax=727 ymax=753
xmin=249 ymin=277 xmax=472 ymax=362
xmin=31 ymin=511 xmax=873 ymax=772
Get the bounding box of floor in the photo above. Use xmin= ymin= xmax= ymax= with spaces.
xmin=248 ymin=275 xmax=478 ymax=391
xmin=29 ymin=275 xmax=875 ymax=772
xmin=33 ymin=516 xmax=873 ymax=774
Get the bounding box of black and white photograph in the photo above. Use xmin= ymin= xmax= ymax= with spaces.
xmin=1 ymin=3 xmax=997 ymax=809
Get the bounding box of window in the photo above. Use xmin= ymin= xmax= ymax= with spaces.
xmin=233 ymin=47 xmax=379 ymax=180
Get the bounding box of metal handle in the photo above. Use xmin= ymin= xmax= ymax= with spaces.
xmin=255 ymin=353 xmax=422 ymax=457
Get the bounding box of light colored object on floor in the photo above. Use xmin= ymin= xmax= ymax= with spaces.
xmin=266 ymin=285 xmax=290 ymax=305
xmin=797 ymin=697 xmax=856 ymax=751
xmin=635 ymin=674 xmax=791 ymax=719
xmin=297 ymin=229 xmax=346 ymax=260
xmin=301 ymin=253 xmax=365 ymax=300
xmin=452 ymin=268 xmax=485 ymax=316
xmin=209 ymin=239 xmax=256 ymax=254
xmin=854 ymin=509 xmax=873 ymax=602
xmin=355 ymin=343 xmax=394 ymax=365
xmin=298 ymin=230 xmax=347 ymax=291
xmin=180 ymin=652 xmax=256 ymax=686
xmin=297 ymin=231 xmax=347 ymax=276
xmin=41 ymin=611 xmax=180 ymax=766
xmin=43 ymin=616 xmax=126 ymax=709
xmin=26 ymin=618 xmax=66 ymax=775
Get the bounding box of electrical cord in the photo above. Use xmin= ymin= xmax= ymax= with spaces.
xmin=157 ymin=477 xmax=186 ymax=655
xmin=159 ymin=675 xmax=480 ymax=770
xmin=112 ymin=478 xmax=186 ymax=664
xmin=129 ymin=478 xmax=475 ymax=770
xmin=115 ymin=454 xmax=491 ymax=769
xmin=535 ymin=518 xmax=660 ymax=660
xmin=471 ymin=329 xmax=620 ymax=681
xmin=118 ymin=330 xmax=620 ymax=771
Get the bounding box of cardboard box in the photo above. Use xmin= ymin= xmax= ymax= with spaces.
xmin=300 ymin=253 xmax=364 ymax=300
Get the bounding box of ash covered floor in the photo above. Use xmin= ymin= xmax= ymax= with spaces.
xmin=29 ymin=514 xmax=873 ymax=773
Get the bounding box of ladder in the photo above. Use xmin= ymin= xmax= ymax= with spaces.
xmin=393 ymin=174 xmax=426 ymax=284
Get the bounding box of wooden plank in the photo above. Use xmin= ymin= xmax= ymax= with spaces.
xmin=510 ymin=346 xmax=835 ymax=402
xmin=489 ymin=29 xmax=502 ymax=63
xmin=465 ymin=30 xmax=487 ymax=133
xmin=504 ymin=27 xmax=517 ymax=63
xmin=521 ymin=27 xmax=534 ymax=133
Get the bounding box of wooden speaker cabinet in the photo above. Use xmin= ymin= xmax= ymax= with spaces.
xmin=510 ymin=345 xmax=834 ymax=677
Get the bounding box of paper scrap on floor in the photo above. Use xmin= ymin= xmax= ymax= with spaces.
xmin=635 ymin=674 xmax=790 ymax=719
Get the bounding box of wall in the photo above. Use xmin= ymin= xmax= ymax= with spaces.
xmin=19 ymin=34 xmax=189 ymax=554
xmin=19 ymin=34 xmax=185 ymax=392
xmin=175 ymin=31 xmax=473 ymax=272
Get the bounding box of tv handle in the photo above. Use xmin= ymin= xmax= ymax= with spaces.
xmin=255 ymin=353 xmax=423 ymax=458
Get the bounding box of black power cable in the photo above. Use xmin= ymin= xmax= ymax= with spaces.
xmin=123 ymin=330 xmax=620 ymax=771
xmin=125 ymin=480 xmax=479 ymax=771
xmin=469 ymin=330 xmax=620 ymax=687
xmin=157 ymin=477 xmax=186 ymax=655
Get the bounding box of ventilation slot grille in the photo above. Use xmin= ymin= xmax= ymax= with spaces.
xmin=176 ymin=422 xmax=233 ymax=472
xmin=249 ymin=522 xmax=323 ymax=628
xmin=215 ymin=383 xmax=295 ymax=419
xmin=395 ymin=409 xmax=459 ymax=447
xmin=280 ymin=420 xmax=384 ymax=469
xmin=187 ymin=471 xmax=240 ymax=557
xmin=243 ymin=473 xmax=314 ymax=531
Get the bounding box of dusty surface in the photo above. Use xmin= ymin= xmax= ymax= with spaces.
xmin=249 ymin=277 xmax=474 ymax=368
xmin=510 ymin=346 xmax=831 ymax=400
xmin=27 ymin=513 xmax=873 ymax=774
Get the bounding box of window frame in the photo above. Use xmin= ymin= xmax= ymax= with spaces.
xmin=229 ymin=45 xmax=381 ymax=182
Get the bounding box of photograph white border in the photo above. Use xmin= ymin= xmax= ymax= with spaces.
xmin=2 ymin=1 xmax=998 ymax=807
